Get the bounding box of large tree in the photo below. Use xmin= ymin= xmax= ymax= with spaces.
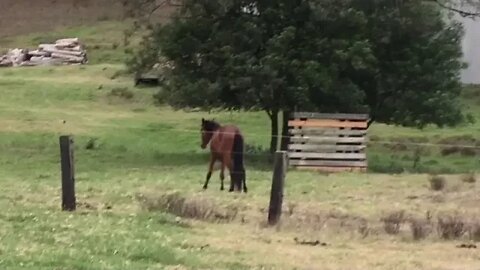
xmin=126 ymin=0 xmax=472 ymax=154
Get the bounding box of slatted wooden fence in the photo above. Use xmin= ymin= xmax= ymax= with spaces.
xmin=287 ymin=112 xmax=369 ymax=172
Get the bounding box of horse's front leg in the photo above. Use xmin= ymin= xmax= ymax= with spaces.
xmin=223 ymin=156 xmax=234 ymax=192
xmin=203 ymin=155 xmax=216 ymax=190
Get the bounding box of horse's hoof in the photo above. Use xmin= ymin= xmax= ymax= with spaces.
xmin=228 ymin=189 xmax=234 ymax=192
xmin=203 ymin=185 xmax=208 ymax=190
xmin=220 ymin=187 xmax=224 ymax=191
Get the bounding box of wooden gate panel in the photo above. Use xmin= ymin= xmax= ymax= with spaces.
xmin=288 ymin=112 xmax=369 ymax=172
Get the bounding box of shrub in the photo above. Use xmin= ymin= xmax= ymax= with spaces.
xmin=461 ymin=173 xmax=477 ymax=184
xmin=429 ymin=175 xmax=446 ymax=191
xmin=460 ymin=147 xmax=477 ymax=157
xmin=441 ymin=146 xmax=459 ymax=156
xmin=409 ymin=218 xmax=430 ymax=240
xmin=381 ymin=210 xmax=406 ymax=235
xmin=108 ymin=87 xmax=134 ymax=99
xmin=358 ymin=219 xmax=370 ymax=238
xmin=437 ymin=214 xmax=466 ymax=239
xmin=439 ymin=135 xmax=477 ymax=145
xmin=245 ymin=144 xmax=267 ymax=155
xmin=431 ymin=194 xmax=446 ymax=203
xmin=287 ymin=202 xmax=297 ymax=216
xmin=468 ymin=221 xmax=480 ymax=242
xmin=388 ymin=143 xmax=408 ymax=151
xmin=85 ymin=138 xmax=98 ymax=150
xmin=135 ymin=192 xmax=238 ymax=222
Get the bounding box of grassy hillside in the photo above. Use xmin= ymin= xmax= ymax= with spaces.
xmin=0 ymin=0 xmax=126 ymax=38
xmin=0 ymin=21 xmax=130 ymax=64
xmin=0 ymin=22 xmax=479 ymax=269
xmin=368 ymin=84 xmax=480 ymax=173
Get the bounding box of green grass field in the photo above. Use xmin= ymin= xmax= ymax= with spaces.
xmin=0 ymin=22 xmax=479 ymax=269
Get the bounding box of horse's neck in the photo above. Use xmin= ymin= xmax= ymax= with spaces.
xmin=210 ymin=127 xmax=226 ymax=148
xmin=211 ymin=128 xmax=223 ymax=141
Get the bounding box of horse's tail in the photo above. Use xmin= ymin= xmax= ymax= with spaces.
xmin=232 ymin=131 xmax=246 ymax=192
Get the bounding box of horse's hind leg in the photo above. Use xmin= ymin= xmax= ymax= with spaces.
xmin=229 ymin=171 xmax=243 ymax=192
xmin=220 ymin=160 xmax=226 ymax=191
xmin=242 ymin=170 xmax=248 ymax=193
xmin=228 ymin=171 xmax=235 ymax=192
xmin=203 ymin=155 xmax=216 ymax=190
xmin=222 ymin=155 xmax=234 ymax=192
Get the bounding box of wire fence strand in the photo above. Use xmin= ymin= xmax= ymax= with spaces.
xmin=56 ymin=123 xmax=480 ymax=149
xmin=1 ymin=119 xmax=480 ymax=161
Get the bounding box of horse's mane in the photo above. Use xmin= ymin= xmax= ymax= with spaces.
xmin=202 ymin=119 xmax=221 ymax=132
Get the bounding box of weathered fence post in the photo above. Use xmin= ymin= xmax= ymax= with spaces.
xmin=59 ymin=135 xmax=76 ymax=211
xmin=268 ymin=151 xmax=287 ymax=226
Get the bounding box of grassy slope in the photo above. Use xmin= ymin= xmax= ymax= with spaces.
xmin=368 ymin=85 xmax=480 ymax=173
xmin=0 ymin=21 xmax=128 ymax=64
xmin=0 ymin=22 xmax=480 ymax=269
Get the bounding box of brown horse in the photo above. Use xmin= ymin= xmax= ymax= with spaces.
xmin=200 ymin=118 xmax=247 ymax=193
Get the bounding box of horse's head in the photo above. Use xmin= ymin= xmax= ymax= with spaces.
xmin=201 ymin=118 xmax=220 ymax=149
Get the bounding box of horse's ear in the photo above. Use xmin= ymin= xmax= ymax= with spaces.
xmin=202 ymin=118 xmax=205 ymax=123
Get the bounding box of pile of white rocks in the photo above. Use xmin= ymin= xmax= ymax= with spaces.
xmin=0 ymin=38 xmax=88 ymax=67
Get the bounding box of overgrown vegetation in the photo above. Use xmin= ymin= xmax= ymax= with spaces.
xmin=136 ymin=191 xmax=239 ymax=222
xmin=429 ymin=175 xmax=446 ymax=191
xmin=108 ymin=87 xmax=134 ymax=100
xmin=461 ymin=173 xmax=477 ymax=183
xmin=410 ymin=218 xmax=431 ymax=241
xmin=437 ymin=213 xmax=466 ymax=239
xmin=381 ymin=210 xmax=406 ymax=235
xmin=468 ymin=221 xmax=480 ymax=241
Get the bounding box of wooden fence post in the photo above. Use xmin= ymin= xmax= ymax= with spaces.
xmin=268 ymin=151 xmax=287 ymax=226
xmin=59 ymin=135 xmax=76 ymax=211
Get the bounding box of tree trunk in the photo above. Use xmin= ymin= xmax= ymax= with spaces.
xmin=280 ymin=110 xmax=291 ymax=151
xmin=268 ymin=110 xmax=279 ymax=154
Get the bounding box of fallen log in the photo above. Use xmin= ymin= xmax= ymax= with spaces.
xmin=28 ymin=50 xmax=50 ymax=57
xmin=7 ymin=48 xmax=28 ymax=66
xmin=39 ymin=45 xmax=85 ymax=57
xmin=54 ymin=45 xmax=83 ymax=51
xmin=1 ymin=37 xmax=87 ymax=68
xmin=55 ymin=38 xmax=79 ymax=45
xmin=51 ymin=49 xmax=84 ymax=57
xmin=38 ymin=44 xmax=57 ymax=52
xmin=25 ymin=57 xmax=63 ymax=66
xmin=51 ymin=52 xmax=85 ymax=63
xmin=0 ymin=59 xmax=13 ymax=67
xmin=19 ymin=61 xmax=38 ymax=67
xmin=29 ymin=56 xmax=45 ymax=62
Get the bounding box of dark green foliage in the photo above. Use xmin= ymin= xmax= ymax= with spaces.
xmin=354 ymin=0 xmax=468 ymax=128
xmin=127 ymin=0 xmax=470 ymax=152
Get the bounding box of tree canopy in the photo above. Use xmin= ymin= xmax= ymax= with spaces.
xmin=126 ymin=0 xmax=472 ymax=153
